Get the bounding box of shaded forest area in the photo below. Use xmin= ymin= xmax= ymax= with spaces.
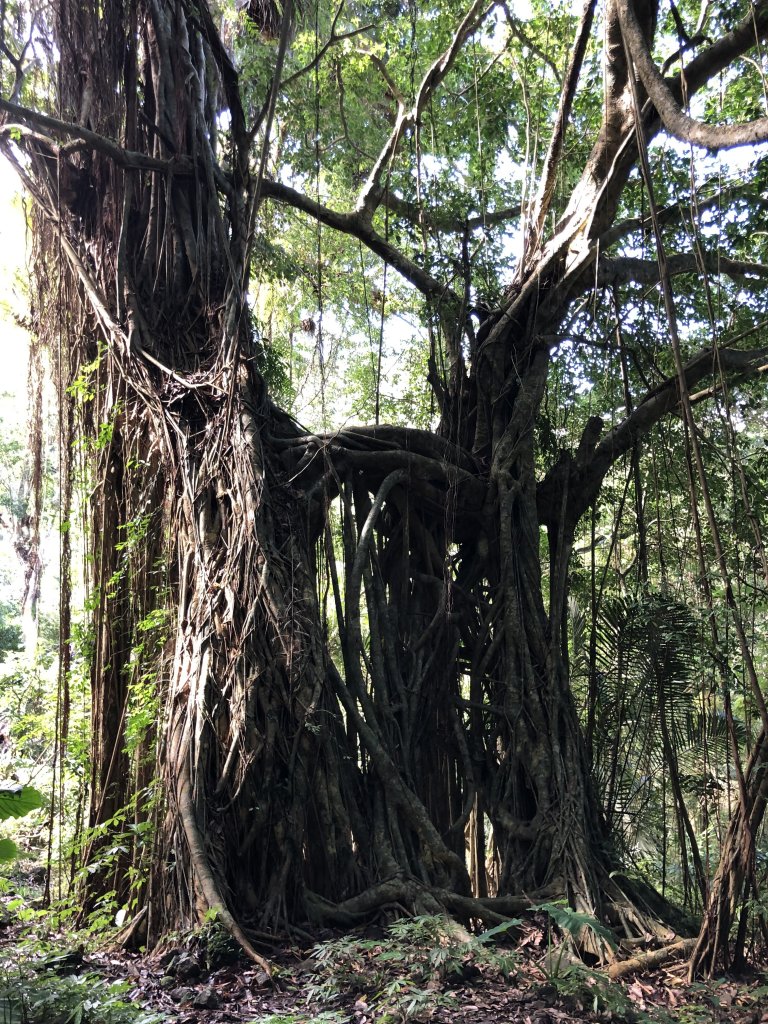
xmin=1 ymin=0 xmax=768 ymax=1017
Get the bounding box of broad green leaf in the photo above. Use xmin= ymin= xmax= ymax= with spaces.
xmin=0 ymin=838 xmax=18 ymax=861
xmin=0 ymin=785 xmax=44 ymax=820
xmin=538 ymin=902 xmax=618 ymax=951
xmin=475 ymin=919 xmax=522 ymax=943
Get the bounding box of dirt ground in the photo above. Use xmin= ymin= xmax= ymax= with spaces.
xmin=4 ymin=912 xmax=768 ymax=1024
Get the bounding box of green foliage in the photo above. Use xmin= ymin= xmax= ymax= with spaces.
xmin=0 ymin=600 xmax=22 ymax=663
xmin=0 ymin=610 xmax=90 ymax=883
xmin=539 ymin=962 xmax=643 ymax=1019
xmin=0 ymin=785 xmax=44 ymax=822
xmin=305 ymin=914 xmax=518 ymax=1022
xmin=567 ymin=590 xmax=737 ymax=904
xmin=0 ymin=838 xmax=16 ymax=861
xmin=535 ymin=899 xmax=617 ymax=1002
xmin=0 ymin=967 xmax=164 ymax=1024
xmin=0 ymin=785 xmax=44 ymax=863
xmin=533 ymin=903 xmax=641 ymax=1018
xmin=537 ymin=901 xmax=617 ymax=955
xmin=69 ymin=790 xmax=157 ymax=933
xmin=66 ymin=347 xmax=104 ymax=406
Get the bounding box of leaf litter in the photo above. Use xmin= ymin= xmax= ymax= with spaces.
xmin=2 ymin=914 xmax=768 ymax=1024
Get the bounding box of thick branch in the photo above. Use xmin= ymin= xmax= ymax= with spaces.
xmin=277 ymin=424 xmax=481 ymax=474
xmin=520 ymin=0 xmax=768 ymax=325
xmin=681 ymin=0 xmax=768 ymax=97
xmin=539 ymin=345 xmax=768 ymax=526
xmin=597 ymin=252 xmax=768 ymax=287
xmin=287 ymin=442 xmax=488 ymax=517
xmin=0 ymin=98 xmax=179 ymax=173
xmin=261 ymin=177 xmax=456 ymax=302
xmin=618 ymin=0 xmax=768 ymax=149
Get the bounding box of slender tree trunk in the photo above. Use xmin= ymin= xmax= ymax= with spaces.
xmin=689 ymin=732 xmax=768 ymax=976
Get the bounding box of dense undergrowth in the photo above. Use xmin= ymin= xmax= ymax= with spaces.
xmin=0 ymin=966 xmax=164 ymax=1024
xmin=1 ymin=903 xmax=768 ymax=1024
xmin=0 ymin=773 xmax=765 ymax=1024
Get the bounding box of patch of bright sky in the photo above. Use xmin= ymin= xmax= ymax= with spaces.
xmin=495 ymin=0 xmax=585 ymax=30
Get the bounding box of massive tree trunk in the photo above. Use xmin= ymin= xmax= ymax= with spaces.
xmin=3 ymin=0 xmax=768 ymax=963
xmin=5 ymin=0 xmax=480 ymax=944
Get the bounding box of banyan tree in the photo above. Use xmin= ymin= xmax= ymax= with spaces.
xmin=2 ymin=0 xmax=768 ymax=977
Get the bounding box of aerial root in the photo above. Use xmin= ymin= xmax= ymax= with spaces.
xmin=177 ymin=761 xmax=273 ymax=978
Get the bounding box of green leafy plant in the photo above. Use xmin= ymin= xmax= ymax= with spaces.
xmin=540 ymin=961 xmax=646 ymax=1019
xmin=306 ymin=914 xmax=518 ymax=1022
xmin=0 ymin=968 xmax=165 ymax=1024
xmin=533 ymin=902 xmax=642 ymax=1018
xmin=538 ymin=900 xmax=617 ymax=960
xmin=0 ymin=784 xmax=44 ymax=862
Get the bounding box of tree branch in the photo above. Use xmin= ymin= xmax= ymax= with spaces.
xmin=0 ymin=98 xmax=179 ymax=174
xmin=540 ymin=345 xmax=768 ymax=527
xmin=261 ymin=177 xmax=458 ymax=302
xmin=354 ymin=48 xmax=409 ymax=108
xmin=597 ymin=252 xmax=768 ymax=287
xmin=384 ymin=192 xmax=521 ymax=233
xmin=0 ymin=93 xmax=464 ymax=305
xmin=355 ymin=0 xmax=497 ymax=222
xmin=527 ymin=0 xmax=598 ymax=245
xmin=681 ymin=0 xmax=768 ymax=97
xmin=282 ymin=3 xmax=374 ymax=88
xmin=531 ymin=0 xmax=768 ymax=313
xmin=0 ymin=13 xmax=37 ymax=104
xmin=501 ymin=2 xmax=562 ymax=83
xmin=618 ymin=0 xmax=768 ymax=149
xmin=599 ymin=182 xmax=763 ymax=249
xmin=513 ymin=0 xmax=768 ymax=336
xmin=608 ymin=938 xmax=696 ymax=980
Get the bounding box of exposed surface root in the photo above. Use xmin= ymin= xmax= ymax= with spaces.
xmin=178 ymin=764 xmax=273 ymax=977
xmin=607 ymin=938 xmax=697 ymax=980
xmin=302 ymin=873 xmax=690 ymax=970
xmin=305 ymin=878 xmax=566 ymax=928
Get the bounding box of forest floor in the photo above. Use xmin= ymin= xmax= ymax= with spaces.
xmin=2 ymin=883 xmax=768 ymax=1024
xmin=83 ymin=942 xmax=768 ymax=1024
